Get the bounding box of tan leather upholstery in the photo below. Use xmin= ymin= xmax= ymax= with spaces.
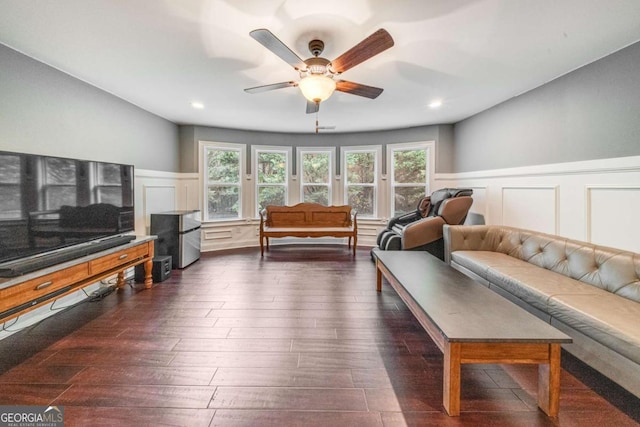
xmin=399 ymin=196 xmax=473 ymax=250
xmin=402 ymin=216 xmax=445 ymax=249
xmin=445 ymin=225 xmax=640 ymax=302
xmin=443 ymin=224 xmax=640 ymax=397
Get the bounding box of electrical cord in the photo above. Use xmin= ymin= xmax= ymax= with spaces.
xmin=1 ymin=283 xmax=117 ymax=333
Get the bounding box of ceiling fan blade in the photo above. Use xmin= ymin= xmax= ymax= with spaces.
xmin=330 ymin=29 xmax=394 ymax=74
xmin=306 ymin=100 xmax=320 ymax=114
xmin=336 ymin=80 xmax=384 ymax=99
xmin=250 ymin=29 xmax=307 ymax=71
xmin=244 ymin=81 xmax=297 ymax=94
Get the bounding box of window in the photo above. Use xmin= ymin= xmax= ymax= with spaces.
xmin=255 ymin=147 xmax=289 ymax=215
xmin=299 ymin=149 xmax=333 ymax=205
xmin=202 ymin=143 xmax=244 ymax=220
xmin=95 ymin=163 xmax=123 ymax=206
xmin=389 ymin=142 xmax=432 ymax=217
xmin=0 ymin=153 xmax=22 ymax=219
xmin=44 ymin=157 xmax=76 ymax=210
xmin=343 ymin=147 xmax=379 ymax=218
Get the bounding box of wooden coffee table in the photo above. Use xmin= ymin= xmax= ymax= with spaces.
xmin=374 ymin=250 xmax=572 ymax=417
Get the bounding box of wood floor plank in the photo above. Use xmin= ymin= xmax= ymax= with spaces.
xmin=64 ymin=407 xmax=216 ymax=427
xmin=169 ymin=351 xmax=299 ymax=368
xmin=213 ymin=317 xmax=316 ymax=328
xmin=70 ymin=366 xmax=217 ymax=386
xmin=211 ymin=410 xmax=382 ymax=427
xmin=209 ymin=387 xmax=368 ymax=411
xmin=41 ymin=349 xmax=176 ymax=367
xmin=0 ymin=246 xmax=637 ymax=426
xmin=210 ymin=367 xmax=354 ymax=387
xmin=0 ymin=365 xmax=85 ymax=384
xmin=0 ymin=384 xmax=71 ymax=405
xmin=173 ymin=338 xmax=291 ymax=352
xmin=53 ymin=385 xmax=217 ymax=408
xmin=227 ymin=327 xmax=337 ymax=339
xmin=291 ymin=338 xmax=410 ymax=353
xmin=48 ymin=336 xmax=180 ymax=351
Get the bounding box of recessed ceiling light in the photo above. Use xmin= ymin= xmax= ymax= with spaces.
xmin=428 ymin=100 xmax=443 ymax=109
xmin=191 ymin=101 xmax=205 ymax=109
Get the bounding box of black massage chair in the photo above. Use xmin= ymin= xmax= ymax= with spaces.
xmin=374 ymin=188 xmax=473 ymax=260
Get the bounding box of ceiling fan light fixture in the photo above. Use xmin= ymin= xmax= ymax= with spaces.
xmin=298 ymin=75 xmax=336 ymax=103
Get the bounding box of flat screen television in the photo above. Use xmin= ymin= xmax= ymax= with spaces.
xmin=0 ymin=150 xmax=135 ymax=277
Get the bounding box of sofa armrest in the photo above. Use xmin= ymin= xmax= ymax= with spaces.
xmin=402 ymin=216 xmax=446 ymax=250
xmin=443 ymin=225 xmax=493 ymax=264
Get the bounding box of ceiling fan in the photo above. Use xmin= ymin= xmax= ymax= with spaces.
xmin=244 ymin=28 xmax=394 ymax=114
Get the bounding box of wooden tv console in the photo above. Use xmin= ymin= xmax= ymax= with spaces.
xmin=0 ymin=236 xmax=155 ymax=323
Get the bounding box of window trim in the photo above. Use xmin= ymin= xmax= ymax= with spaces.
xmin=297 ymin=147 xmax=335 ymax=206
xmin=387 ymin=141 xmax=435 ymax=218
xmin=199 ymin=140 xmax=247 ymax=222
xmin=252 ymin=145 xmax=292 ymax=217
xmin=341 ymin=144 xmax=381 ymax=218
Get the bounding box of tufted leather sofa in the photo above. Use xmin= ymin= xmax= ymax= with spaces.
xmin=443 ymin=225 xmax=640 ymax=398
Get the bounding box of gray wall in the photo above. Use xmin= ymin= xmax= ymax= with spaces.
xmin=180 ymin=123 xmax=455 ymax=175
xmin=0 ymin=44 xmax=179 ymax=172
xmin=452 ymin=41 xmax=640 ymax=173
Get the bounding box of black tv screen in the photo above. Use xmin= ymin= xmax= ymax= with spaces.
xmin=0 ymin=150 xmax=134 ymax=269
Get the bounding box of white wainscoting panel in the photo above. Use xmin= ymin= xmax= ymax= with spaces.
xmin=203 ymin=228 xmax=234 ymax=241
xmin=135 ymin=169 xmax=199 ymax=234
xmin=144 ymin=186 xmax=176 ymax=219
xmin=435 ymin=155 xmax=640 ymax=248
xmin=586 ymin=186 xmax=640 ymax=252
xmin=466 ymin=186 xmax=487 ymax=222
xmin=502 ymin=186 xmax=558 ymax=234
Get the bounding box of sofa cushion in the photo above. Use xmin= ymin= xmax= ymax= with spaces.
xmin=451 ymin=250 xmax=530 ymax=281
xmin=548 ymin=293 xmax=640 ymax=365
xmin=486 ymin=265 xmax=607 ymax=313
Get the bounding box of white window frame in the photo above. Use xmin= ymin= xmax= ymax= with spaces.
xmin=199 ymin=140 xmax=246 ymax=222
xmin=387 ymin=141 xmax=435 ymax=217
xmin=341 ymin=145 xmax=381 ymax=218
xmin=252 ymin=145 xmax=292 ymax=217
xmin=297 ymin=147 xmax=335 ymax=206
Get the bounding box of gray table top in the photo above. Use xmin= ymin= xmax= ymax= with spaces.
xmin=375 ymin=250 xmax=572 ymax=344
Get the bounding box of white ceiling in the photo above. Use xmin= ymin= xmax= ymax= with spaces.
xmin=1 ymin=0 xmax=639 ymax=134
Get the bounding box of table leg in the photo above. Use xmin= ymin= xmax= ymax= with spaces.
xmin=376 ymin=261 xmax=382 ymax=292
xmin=144 ymin=257 xmax=153 ymax=289
xmin=443 ymin=341 xmax=461 ymax=416
xmin=538 ymin=343 xmax=561 ymax=417
xmin=116 ymin=271 xmax=126 ymax=289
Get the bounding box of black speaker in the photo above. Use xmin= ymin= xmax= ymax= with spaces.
xmin=135 ymin=255 xmax=172 ymax=283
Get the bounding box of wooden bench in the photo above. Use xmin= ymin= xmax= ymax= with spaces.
xmin=374 ymin=250 xmax=572 ymax=417
xmin=259 ymin=203 xmax=357 ymax=256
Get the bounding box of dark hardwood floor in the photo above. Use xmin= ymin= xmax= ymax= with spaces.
xmin=0 ymin=245 xmax=638 ymax=426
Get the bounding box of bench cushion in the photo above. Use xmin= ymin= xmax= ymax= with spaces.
xmin=264 ymin=227 xmax=354 ymax=233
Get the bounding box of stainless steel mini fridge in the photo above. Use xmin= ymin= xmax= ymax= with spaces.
xmin=150 ymin=210 xmax=201 ymax=268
